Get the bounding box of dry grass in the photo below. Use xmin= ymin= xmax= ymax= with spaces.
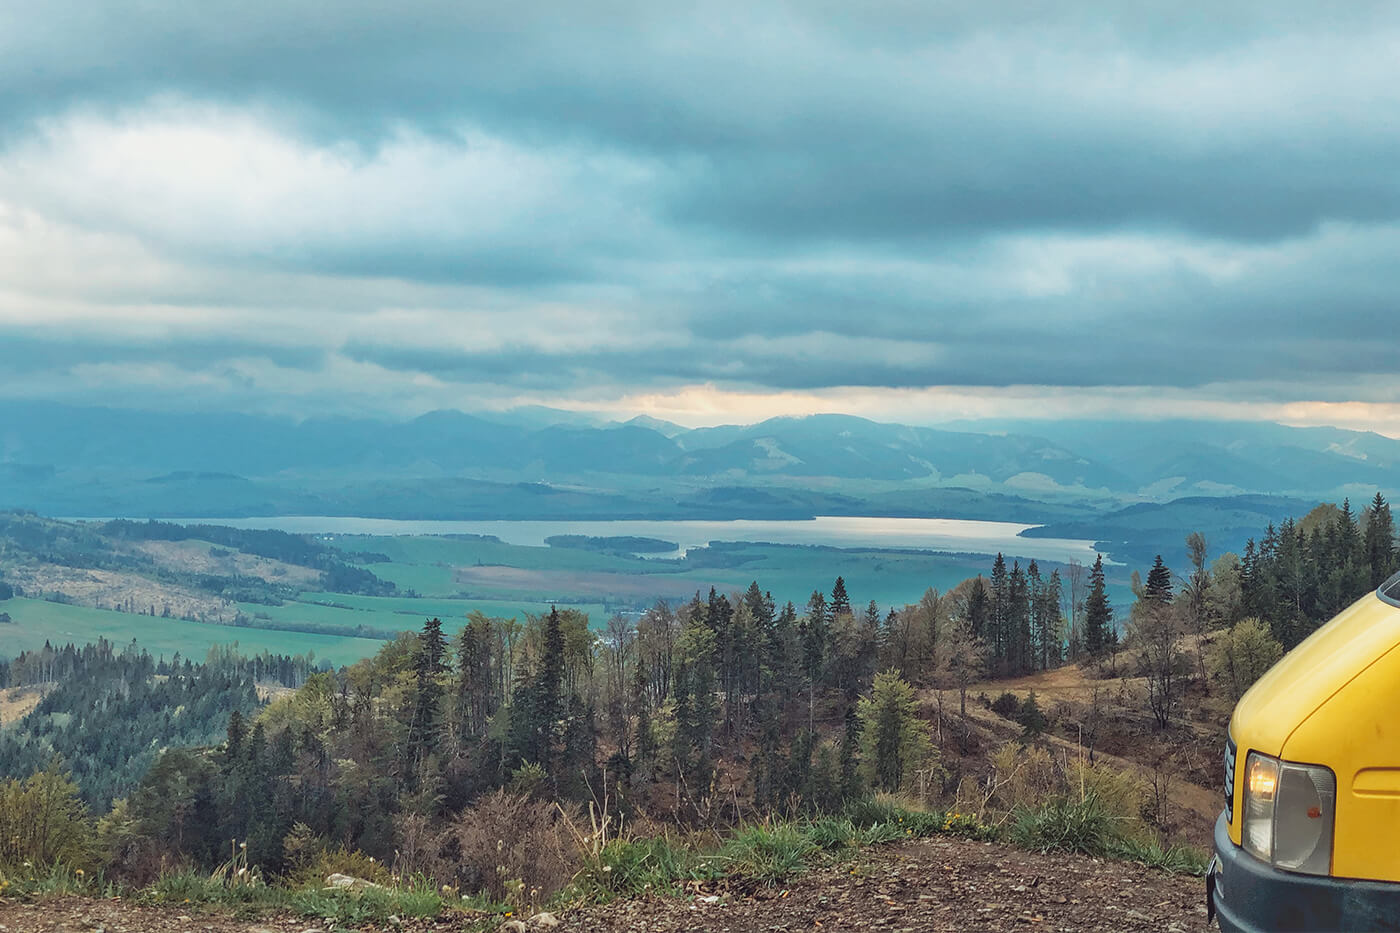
xmin=0 ymin=686 xmax=48 ymax=725
xmin=449 ymin=790 xmax=582 ymax=910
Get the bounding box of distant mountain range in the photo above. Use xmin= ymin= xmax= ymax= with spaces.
xmin=0 ymin=402 xmax=1392 ymax=566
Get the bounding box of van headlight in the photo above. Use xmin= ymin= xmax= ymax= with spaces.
xmin=1241 ymin=751 xmax=1335 ymax=876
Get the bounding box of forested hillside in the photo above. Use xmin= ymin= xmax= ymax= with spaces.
xmin=0 ymin=641 xmax=320 ymax=808
xmin=0 ymin=493 xmax=1393 ymax=924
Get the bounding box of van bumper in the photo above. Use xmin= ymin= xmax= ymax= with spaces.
xmin=1211 ymin=812 xmax=1400 ymax=931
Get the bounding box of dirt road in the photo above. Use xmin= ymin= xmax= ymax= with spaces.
xmin=559 ymin=835 xmax=1209 ymax=933
xmin=0 ymin=836 xmax=1210 ymax=933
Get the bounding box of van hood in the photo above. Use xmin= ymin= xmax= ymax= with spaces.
xmin=1231 ymin=591 xmax=1400 ymax=756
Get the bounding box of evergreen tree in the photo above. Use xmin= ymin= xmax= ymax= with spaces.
xmin=534 ymin=607 xmax=566 ymax=774
xmin=1366 ymin=492 xmax=1396 ymax=588
xmin=225 ymin=710 xmax=246 ymax=765
xmin=857 ymin=671 xmax=934 ymax=794
xmin=1017 ymin=690 xmax=1047 ymax=736
xmin=965 ymin=576 xmax=990 ymax=641
xmin=989 ymin=554 xmax=1009 ymax=669
xmin=829 ymin=577 xmax=851 ymax=618
xmin=406 ymin=617 xmax=449 ymax=781
xmin=1144 ymin=555 xmax=1173 ymax=603
xmin=1007 ymin=561 xmax=1030 ymax=675
xmin=1083 ymin=555 xmax=1113 ymax=656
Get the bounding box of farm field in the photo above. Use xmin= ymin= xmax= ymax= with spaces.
xmin=325 ymin=534 xmax=1081 ymax=617
xmin=241 ymin=592 xmax=611 ymax=636
xmin=0 ymin=597 xmax=386 ymax=666
xmin=0 ymin=520 xmax=1130 ymax=668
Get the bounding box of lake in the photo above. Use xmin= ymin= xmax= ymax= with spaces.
xmin=161 ymin=515 xmax=1107 ymax=564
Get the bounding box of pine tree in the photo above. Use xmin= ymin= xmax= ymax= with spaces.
xmin=830 ymin=577 xmax=851 ymax=618
xmin=1144 ymin=556 xmax=1173 ymax=603
xmin=1007 ymin=561 xmax=1030 ymax=675
xmin=1366 ymin=492 xmax=1396 ymax=589
xmin=1083 ymin=555 xmax=1113 ymax=656
xmin=407 ymin=617 xmax=449 ymax=780
xmin=989 ymin=554 xmax=1009 ymax=669
xmin=857 ymin=671 xmax=934 ymax=794
xmin=534 ymin=607 xmax=566 ymax=774
xmin=224 ymin=710 xmax=246 ymax=767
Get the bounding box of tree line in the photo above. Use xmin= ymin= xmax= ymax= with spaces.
xmin=1 ymin=492 xmax=1395 ymax=886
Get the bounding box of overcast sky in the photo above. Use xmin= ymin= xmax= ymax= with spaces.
xmin=3 ymin=2 xmax=1400 ymax=430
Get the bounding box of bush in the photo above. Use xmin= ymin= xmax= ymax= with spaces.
xmin=0 ymin=762 xmax=95 ymax=872
xmin=1011 ymin=793 xmax=1120 ymax=857
xmin=1066 ymin=759 xmax=1147 ymax=831
xmin=450 ymin=790 xmax=579 ymax=909
xmin=991 ymin=692 xmax=1020 ymax=718
xmin=284 ymin=842 xmax=391 ymax=891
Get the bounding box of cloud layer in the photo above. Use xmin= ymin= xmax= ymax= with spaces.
xmin=3 ymin=2 xmax=1400 ymax=426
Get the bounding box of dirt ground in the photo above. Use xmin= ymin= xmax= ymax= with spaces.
xmin=557 ymin=835 xmax=1209 ymax=933
xmin=0 ymin=837 xmax=1210 ymax=933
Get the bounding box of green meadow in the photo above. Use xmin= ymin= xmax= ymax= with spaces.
xmin=0 ymin=598 xmax=386 ymax=666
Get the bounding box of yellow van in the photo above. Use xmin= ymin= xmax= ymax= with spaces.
xmin=1209 ymin=574 xmax=1400 ymax=931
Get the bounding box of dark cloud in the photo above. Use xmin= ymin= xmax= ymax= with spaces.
xmin=2 ymin=1 xmax=1400 ymax=416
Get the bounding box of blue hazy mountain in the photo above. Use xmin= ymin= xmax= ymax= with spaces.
xmin=0 ymin=404 xmax=1393 ymax=529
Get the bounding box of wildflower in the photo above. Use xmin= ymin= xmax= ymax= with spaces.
xmin=240 ymin=842 xmax=247 ymax=850
xmin=75 ymin=869 xmax=85 ymax=876
xmin=602 ymin=865 xmax=613 ymax=873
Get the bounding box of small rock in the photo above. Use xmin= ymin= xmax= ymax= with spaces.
xmin=324 ymin=872 xmax=381 ymax=890
xmin=387 ymin=916 xmax=402 ymax=927
xmin=530 ymin=912 xmax=561 ymax=928
xmin=697 ymin=895 xmax=721 ymax=905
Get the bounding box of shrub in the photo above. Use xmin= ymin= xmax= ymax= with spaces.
xmin=1011 ymin=793 xmax=1120 ymax=857
xmin=450 ymin=790 xmax=579 ymax=909
xmin=988 ymin=743 xmax=1058 ymax=814
xmin=284 ymin=842 xmax=391 ymax=891
xmin=1066 ymin=759 xmax=1147 ymax=833
xmin=0 ymin=762 xmax=94 ymax=871
xmin=990 ymin=692 xmax=1020 ymax=718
